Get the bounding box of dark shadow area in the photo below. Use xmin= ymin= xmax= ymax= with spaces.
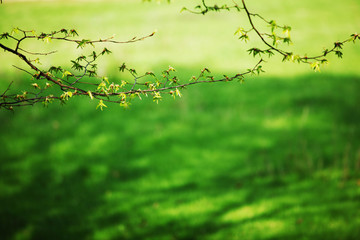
xmin=0 ymin=74 xmax=360 ymax=240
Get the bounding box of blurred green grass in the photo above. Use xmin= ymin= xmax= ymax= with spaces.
xmin=1 ymin=0 xmax=360 ymax=240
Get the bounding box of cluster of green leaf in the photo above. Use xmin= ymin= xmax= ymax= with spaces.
xmin=183 ymin=0 xmax=359 ymax=72
xmin=181 ymin=0 xmax=239 ymax=15
xmin=0 ymin=27 xmax=159 ymax=110
xmin=0 ymin=21 xmax=264 ymax=111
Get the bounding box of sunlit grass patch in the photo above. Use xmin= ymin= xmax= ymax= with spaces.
xmin=161 ymin=197 xmax=217 ymax=217
xmin=221 ymin=200 xmax=276 ymax=223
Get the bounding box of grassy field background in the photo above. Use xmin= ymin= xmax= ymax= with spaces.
xmin=1 ymin=0 xmax=360 ymax=239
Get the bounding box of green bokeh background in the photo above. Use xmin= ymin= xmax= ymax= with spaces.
xmin=1 ymin=0 xmax=360 ymax=239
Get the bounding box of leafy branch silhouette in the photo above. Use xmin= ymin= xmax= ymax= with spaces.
xmin=0 ymin=0 xmax=358 ymax=110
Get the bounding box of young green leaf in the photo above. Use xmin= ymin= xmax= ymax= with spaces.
xmin=69 ymin=29 xmax=79 ymax=37
xmin=31 ymin=83 xmax=40 ymax=89
xmin=234 ymin=27 xmax=244 ymax=35
xmin=61 ymin=91 xmax=73 ymax=101
xmin=62 ymin=70 xmax=73 ymax=78
xmin=119 ymin=63 xmax=126 ymax=72
xmin=269 ymin=20 xmax=277 ymax=32
xmin=335 ymin=50 xmax=343 ymax=58
xmin=97 ymin=81 xmax=107 ymax=90
xmin=0 ymin=32 xmax=9 ymax=40
xmin=96 ymin=99 xmax=107 ymax=111
xmin=101 ymin=48 xmax=112 ymax=55
xmin=120 ymin=101 xmax=131 ymax=109
xmin=88 ymin=91 xmax=94 ymax=100
xmin=310 ymin=62 xmax=321 ymax=72
xmin=153 ymin=92 xmax=162 ymax=104
xmin=42 ymin=36 xmax=52 ymax=44
xmin=175 ymin=88 xmax=182 ymax=98
xmin=10 ymin=27 xmax=19 ymax=36
xmin=239 ymin=33 xmax=250 ymax=42
xmin=71 ymin=60 xmax=84 ymax=71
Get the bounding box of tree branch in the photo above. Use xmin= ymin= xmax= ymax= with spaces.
xmin=0 ymin=0 xmax=358 ymax=110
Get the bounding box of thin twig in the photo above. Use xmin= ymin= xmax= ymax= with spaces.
xmin=18 ymin=48 xmax=58 ymax=56
xmin=241 ymin=0 xmax=287 ymax=56
xmin=1 ymin=81 xmax=13 ymax=97
xmin=12 ymin=65 xmax=34 ymax=76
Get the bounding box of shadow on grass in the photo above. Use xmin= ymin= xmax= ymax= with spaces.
xmin=0 ymin=164 xmax=96 ymax=239
xmin=0 ymin=155 xmax=149 ymax=240
xmin=0 ymin=74 xmax=360 ymax=240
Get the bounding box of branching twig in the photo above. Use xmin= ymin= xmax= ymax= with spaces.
xmin=12 ymin=65 xmax=34 ymax=76
xmin=1 ymin=81 xmax=13 ymax=98
xmin=18 ymin=48 xmax=58 ymax=56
